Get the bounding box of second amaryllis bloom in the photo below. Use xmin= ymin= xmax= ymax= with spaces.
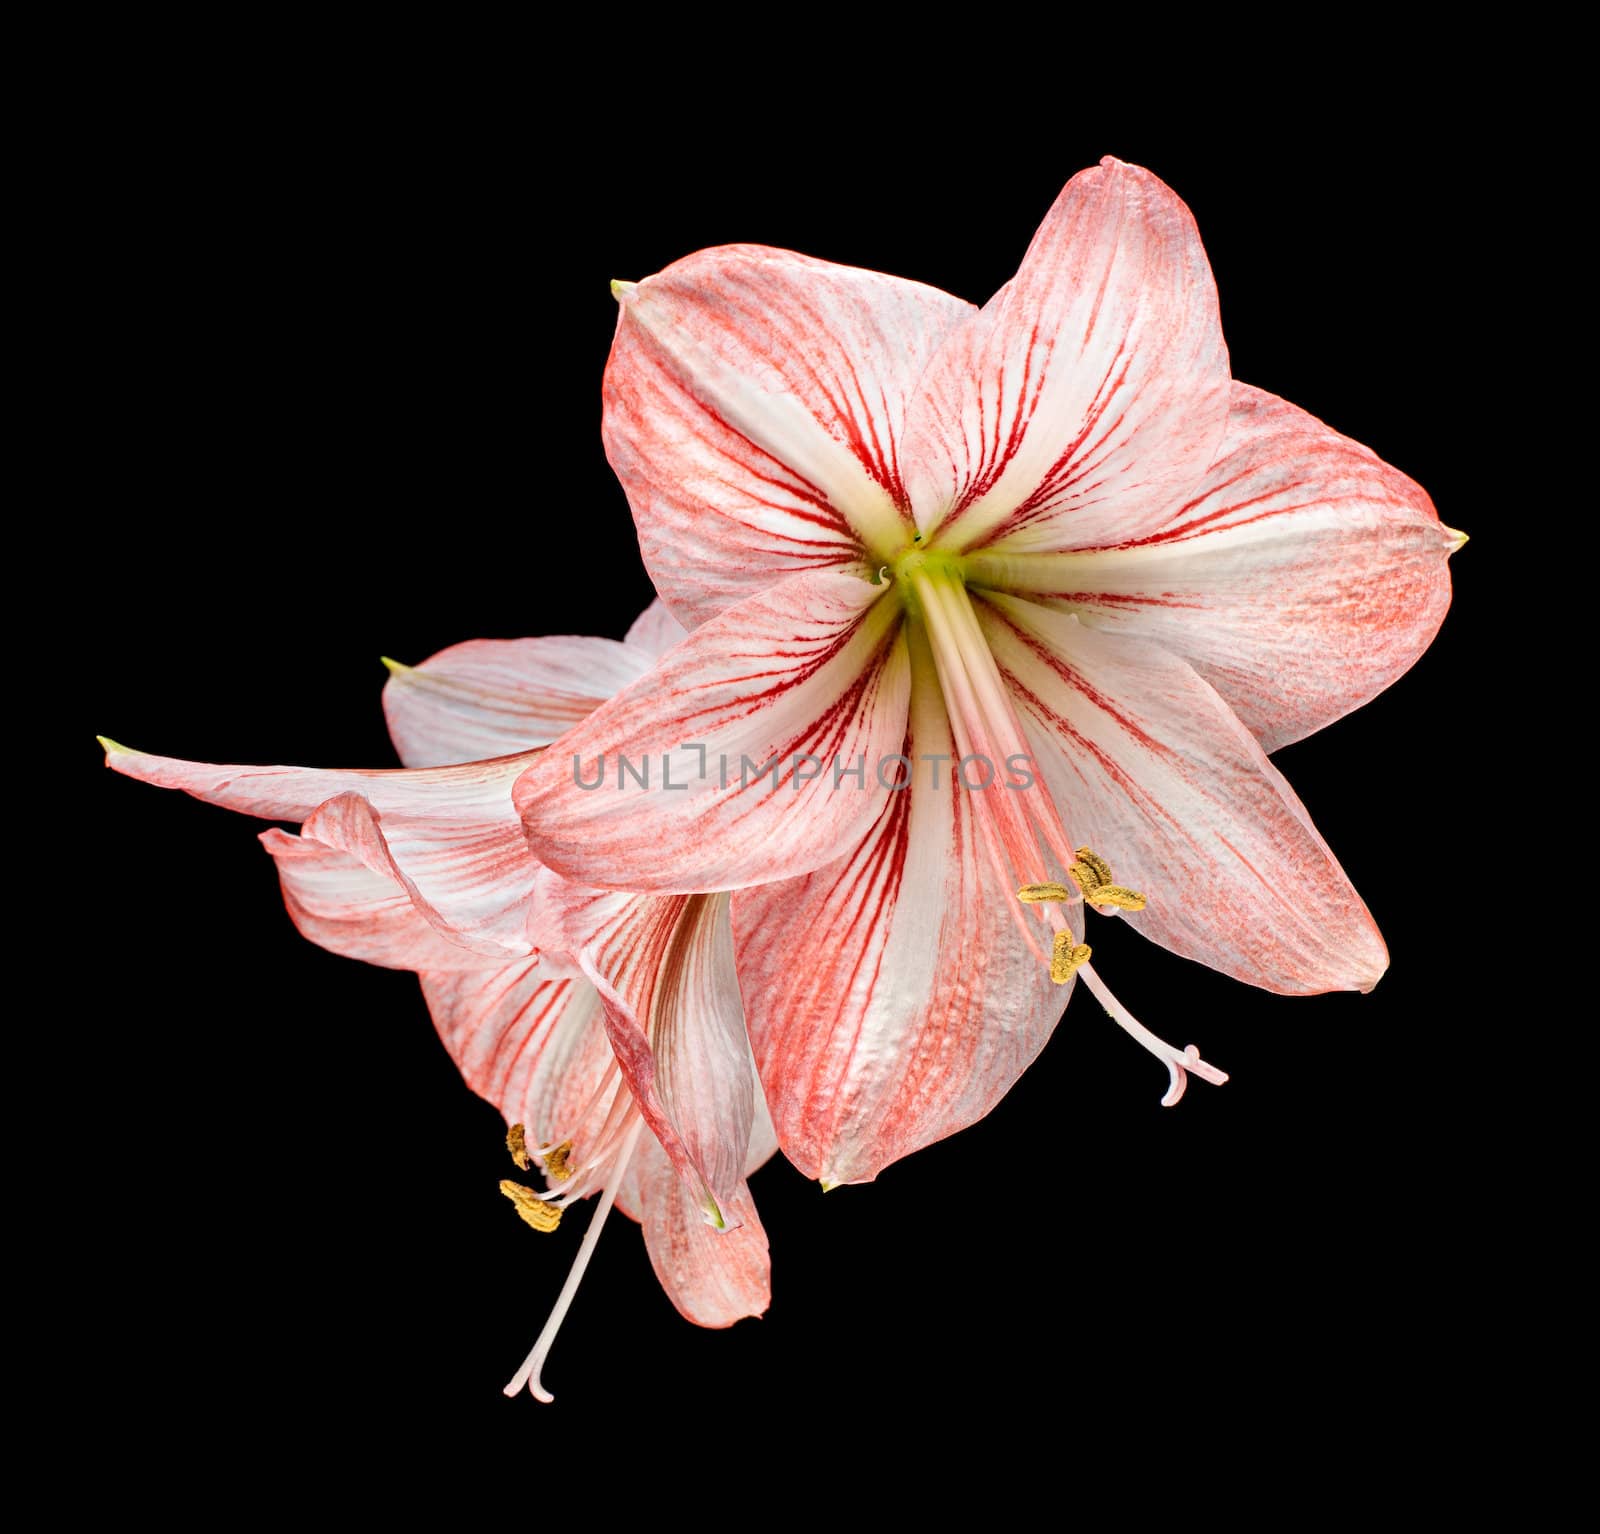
xmin=102 ymin=602 xmax=773 ymax=1402
xmin=514 ymin=156 xmax=1462 ymax=1189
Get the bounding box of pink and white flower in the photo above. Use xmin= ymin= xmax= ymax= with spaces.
xmin=514 ymin=156 xmax=1462 ymax=1188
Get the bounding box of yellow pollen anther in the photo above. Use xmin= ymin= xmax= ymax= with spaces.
xmin=1017 ymin=882 xmax=1074 ymax=903
xmin=543 ymin=1140 xmax=575 ymax=1181
xmin=1088 ymin=885 xmax=1147 ymax=912
xmin=1051 ymin=929 xmax=1092 ymax=984
xmin=1072 ymin=847 xmax=1114 ymax=889
xmin=506 ymin=1123 xmax=532 ymax=1170
xmin=1066 ymin=846 xmax=1147 ymax=912
xmin=499 ymin=1180 xmax=562 ymax=1233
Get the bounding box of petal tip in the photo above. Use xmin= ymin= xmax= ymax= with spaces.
xmin=1443 ymin=525 xmax=1469 ymax=553
xmin=610 ymin=278 xmax=637 ymax=302
xmin=378 ymin=655 xmax=411 ymax=675
xmin=818 ymin=1178 xmax=839 ymax=1194
xmin=98 ymin=735 xmax=134 ymax=759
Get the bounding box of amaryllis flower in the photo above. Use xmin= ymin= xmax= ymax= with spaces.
xmin=515 ymin=157 xmax=1463 ymax=1189
xmin=102 ymin=602 xmax=773 ymax=1402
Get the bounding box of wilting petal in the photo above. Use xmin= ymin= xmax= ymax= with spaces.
xmin=534 ymin=875 xmax=753 ymax=1225
xmin=260 ymin=795 xmax=497 ymax=972
xmin=420 ymin=961 xmax=618 ymax=1161
xmin=383 ymin=637 xmax=658 ymax=767
xmin=903 ymin=157 xmax=1229 ymax=556
xmin=733 ymin=639 xmax=1068 ymax=1186
xmin=515 ymin=570 xmax=911 ymax=894
xmin=980 ymin=594 xmax=1388 ymax=994
xmin=635 ymin=1142 xmax=769 ymax=1328
xmin=623 ymin=598 xmax=690 ymax=658
xmin=102 ymin=743 xmax=539 ymax=957
xmin=605 ymin=246 xmax=975 ymax=625
xmin=966 ymin=383 xmax=1458 ymax=752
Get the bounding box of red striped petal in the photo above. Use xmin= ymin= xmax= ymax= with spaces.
xmin=733 ymin=652 xmax=1069 ymax=1186
xmin=534 ymin=878 xmax=754 ymax=1227
xmin=605 ymin=246 xmax=974 ymax=626
xmin=102 ymin=742 xmax=540 ymax=957
xmin=383 ymin=637 xmax=657 ymax=767
xmin=514 ymin=570 xmax=911 ymax=894
xmin=903 ymin=158 xmax=1229 ymax=556
xmin=261 ymin=794 xmax=502 ymax=971
xmin=981 ymin=594 xmax=1388 ymax=995
xmin=636 ymin=1146 xmax=770 ymax=1328
xmin=968 ymin=383 xmax=1458 ymax=751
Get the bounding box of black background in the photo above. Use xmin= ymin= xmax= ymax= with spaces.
xmin=74 ymin=86 xmax=1504 ymax=1479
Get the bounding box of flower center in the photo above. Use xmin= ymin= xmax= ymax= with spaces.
xmin=891 ymin=543 xmax=968 ymax=603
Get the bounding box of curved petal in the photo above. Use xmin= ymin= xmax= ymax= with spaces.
xmin=636 ymin=1143 xmax=769 ymax=1328
xmin=514 ymin=570 xmax=911 ymax=894
xmin=732 ymin=637 xmax=1069 ymax=1186
xmin=419 ymin=962 xmax=619 ymax=1167
xmin=260 ymin=795 xmax=499 ymax=972
xmin=979 ymin=594 xmax=1388 ymax=995
xmin=383 ymin=637 xmax=657 ymax=767
xmin=624 ymin=598 xmax=690 ymax=658
xmin=965 ymin=383 xmax=1459 ymax=751
xmin=903 ymin=157 xmax=1229 ymax=555
xmin=101 ymin=742 xmax=540 ymax=957
xmin=604 ymin=246 xmax=975 ymax=625
xmin=533 ymin=876 xmax=753 ymax=1226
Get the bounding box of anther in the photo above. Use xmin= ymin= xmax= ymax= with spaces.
xmin=1018 ymin=881 xmax=1074 ymax=903
xmin=500 ymin=1181 xmax=562 ymax=1233
xmin=1051 ymin=929 xmax=1092 ymax=984
xmin=543 ymin=1140 xmax=575 ymax=1181
xmin=506 ymin=1123 xmax=532 ymax=1171
xmin=1087 ymin=885 xmax=1147 ymax=912
xmin=1072 ymin=847 xmax=1114 ymax=888
xmin=1068 ymin=847 xmax=1146 ymax=912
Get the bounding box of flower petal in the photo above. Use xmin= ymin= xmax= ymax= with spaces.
xmin=732 ymin=640 xmax=1069 ymax=1186
xmin=979 ymin=594 xmax=1388 ymax=994
xmin=605 ymin=246 xmax=975 ymax=625
xmin=965 ymin=383 xmax=1458 ymax=751
xmin=420 ymin=961 xmax=618 ymax=1162
xmin=623 ymin=598 xmax=690 ymax=658
xmin=903 ymin=157 xmax=1229 ymax=555
xmin=260 ymin=794 xmax=499 ymax=972
xmin=514 ymin=570 xmax=911 ymax=893
xmin=533 ymin=877 xmax=754 ymax=1225
xmin=383 ymin=637 xmax=658 ymax=767
xmin=102 ymin=742 xmax=539 ymax=957
xmin=636 ymin=1144 xmax=770 ymax=1329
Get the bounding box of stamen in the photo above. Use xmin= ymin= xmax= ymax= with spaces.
xmin=1087 ymin=885 xmax=1147 ymax=912
xmin=504 ymin=1114 xmax=648 ymax=1404
xmin=1077 ymin=962 xmax=1228 ymax=1107
xmin=1050 ymin=929 xmax=1092 ymax=984
xmin=1018 ymin=881 xmax=1075 ymax=903
xmin=1066 ymin=847 xmax=1147 ymax=912
xmin=500 ymin=1180 xmax=563 ymax=1232
xmin=1072 ymin=847 xmax=1114 ymax=888
xmin=506 ymin=1123 xmax=532 ymax=1170
xmin=543 ymin=1140 xmax=574 ymax=1181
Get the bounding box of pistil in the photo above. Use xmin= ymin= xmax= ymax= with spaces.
xmin=503 ymin=1113 xmax=648 ymax=1403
